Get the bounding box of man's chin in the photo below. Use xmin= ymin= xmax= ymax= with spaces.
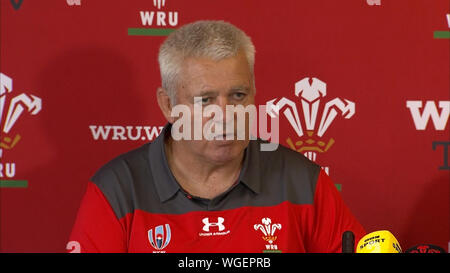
xmin=211 ymin=138 xmax=236 ymax=146
xmin=205 ymin=139 xmax=248 ymax=163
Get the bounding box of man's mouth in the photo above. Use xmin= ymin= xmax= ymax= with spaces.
xmin=214 ymin=133 xmax=235 ymax=140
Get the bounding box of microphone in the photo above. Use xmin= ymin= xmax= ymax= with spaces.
xmin=405 ymin=244 xmax=446 ymax=253
xmin=342 ymin=231 xmax=355 ymax=253
xmin=356 ymin=230 xmax=402 ymax=253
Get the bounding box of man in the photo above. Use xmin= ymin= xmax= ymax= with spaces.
xmin=69 ymin=20 xmax=365 ymax=253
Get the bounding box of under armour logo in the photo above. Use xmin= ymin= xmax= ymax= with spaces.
xmin=202 ymin=217 xmax=225 ymax=232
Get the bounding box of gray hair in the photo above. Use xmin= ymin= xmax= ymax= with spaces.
xmin=158 ymin=20 xmax=256 ymax=105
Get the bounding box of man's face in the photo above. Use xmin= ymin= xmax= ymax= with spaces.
xmin=172 ymin=50 xmax=255 ymax=164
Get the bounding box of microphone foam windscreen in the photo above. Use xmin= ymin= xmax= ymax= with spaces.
xmin=356 ymin=230 xmax=402 ymax=253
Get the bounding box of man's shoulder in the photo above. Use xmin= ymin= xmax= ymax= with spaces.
xmin=89 ymin=143 xmax=154 ymax=219
xmin=250 ymin=139 xmax=322 ymax=205
xmin=91 ymin=143 xmax=151 ymax=185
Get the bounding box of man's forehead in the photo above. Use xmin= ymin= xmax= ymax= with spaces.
xmin=179 ymin=60 xmax=252 ymax=89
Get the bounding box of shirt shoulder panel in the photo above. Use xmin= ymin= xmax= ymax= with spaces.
xmin=255 ymin=140 xmax=321 ymax=206
xmin=90 ymin=143 xmax=152 ymax=219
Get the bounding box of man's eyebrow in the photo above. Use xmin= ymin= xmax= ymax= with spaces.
xmin=196 ymin=90 xmax=218 ymax=97
xmin=229 ymin=85 xmax=250 ymax=92
xmin=193 ymin=86 xmax=250 ymax=97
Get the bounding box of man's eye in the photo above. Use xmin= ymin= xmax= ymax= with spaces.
xmin=232 ymin=92 xmax=246 ymax=100
xmin=202 ymin=97 xmax=211 ymax=104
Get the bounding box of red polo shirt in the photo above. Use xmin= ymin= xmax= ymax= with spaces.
xmin=69 ymin=125 xmax=365 ymax=253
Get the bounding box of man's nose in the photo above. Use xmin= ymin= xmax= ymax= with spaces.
xmin=215 ymin=97 xmax=234 ymax=124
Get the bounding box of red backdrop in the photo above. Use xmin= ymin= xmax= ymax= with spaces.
xmin=1 ymin=0 xmax=449 ymax=252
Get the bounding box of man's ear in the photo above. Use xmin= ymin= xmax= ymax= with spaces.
xmin=156 ymin=87 xmax=175 ymax=124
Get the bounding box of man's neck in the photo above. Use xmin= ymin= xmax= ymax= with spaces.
xmin=164 ymin=137 xmax=244 ymax=200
